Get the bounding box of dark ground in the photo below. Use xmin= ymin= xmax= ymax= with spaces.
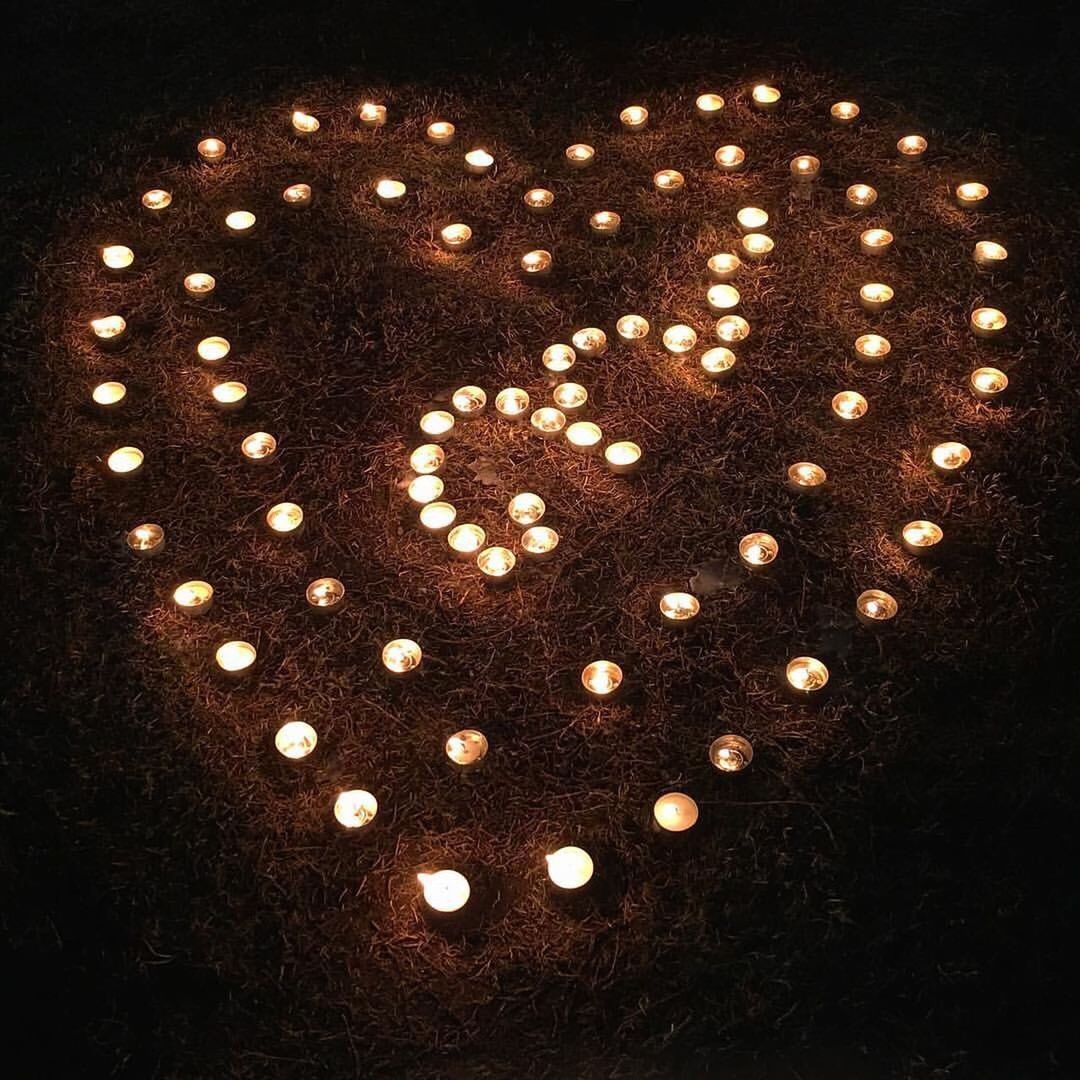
xmin=2 ymin=3 xmax=1079 ymax=1078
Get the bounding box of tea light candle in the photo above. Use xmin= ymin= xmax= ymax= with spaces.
xmin=786 ymin=461 xmax=827 ymax=493
xmin=970 ymin=307 xmax=1006 ymax=339
xmin=419 ymin=501 xmax=457 ymax=533
xmin=531 ymin=407 xmax=567 ymax=438
xmin=896 ymin=134 xmax=927 ymax=161
xmin=291 ymin=110 xmax=319 ymax=135
xmin=197 ymin=137 xmax=226 ymax=162
xmin=275 ymin=721 xmax=317 ymax=760
xmin=102 ymin=245 xmax=134 ymax=272
xmin=520 ymin=249 xmax=553 ymax=278
xmin=854 ymin=333 xmax=891 ymax=361
xmin=662 ymin=324 xmax=697 ymax=355
xmin=417 ymin=870 xmax=469 ymax=913
xmin=846 ymin=183 xmax=878 ymax=210
xmin=736 ymin=206 xmax=768 ymax=232
xmin=901 ymin=519 xmax=944 ymax=555
xmin=358 ymin=102 xmax=386 ymax=127
xmin=790 ymin=154 xmax=821 ymax=181
xmin=859 ymin=228 xmax=893 ymax=255
xmin=571 ymin=327 xmax=607 ymax=357
xmin=495 ymin=387 xmax=530 ymax=418
xmin=565 ymin=143 xmax=595 ymax=169
xmin=855 ymin=589 xmax=898 ymax=625
xmin=508 ymin=492 xmax=545 ymax=526
xmin=715 ymin=315 xmax=750 ymax=344
xmin=931 ymin=441 xmax=971 ymax=473
xmin=955 ymin=182 xmax=989 ymax=209
xmin=410 ymin=444 xmax=445 ymax=474
xmin=589 ymin=210 xmax=621 ymax=238
xmin=212 ymin=381 xmax=248 ymax=411
xmin=107 ymin=446 xmax=144 ymax=476
xmin=751 ymin=84 xmax=781 ymax=110
xmin=126 ymin=523 xmax=164 ymax=557
xmin=197 ymin=335 xmax=230 ymax=363
xmin=714 ymin=145 xmax=746 ymax=172
xmin=447 ymin=523 xmax=486 ymax=558
xmin=973 ymin=240 xmax=1008 ymax=269
xmin=970 ymin=367 xmax=1009 ymax=400
xmin=446 ymin=728 xmax=488 ymax=768
xmin=521 ymin=525 xmax=560 ymax=560
xmin=184 ymin=272 xmax=216 ymax=297
xmin=616 ymin=314 xmax=650 ymax=344
xmin=710 ymin=733 xmax=753 ymax=772
xmin=740 ymin=233 xmax=774 ymax=259
xmin=707 ymin=284 xmax=740 ymax=314
xmin=653 ymin=169 xmax=685 ymax=195
xmin=464 ymin=148 xmax=494 ymax=175
xmin=707 ymin=253 xmax=741 ymax=282
xmin=659 ymin=591 xmax=700 ymax=624
xmin=419 ymin=409 xmax=455 ymax=441
xmin=477 ymin=545 xmax=516 ymax=581
xmin=696 ymin=93 xmax=725 ymax=118
xmin=374 ymin=178 xmax=406 ymax=207
xmin=306 ymin=577 xmax=346 ymax=610
xmin=581 ymin=660 xmax=623 ymax=700
xmin=173 ymin=580 xmax=213 ymax=616
xmin=653 ymin=793 xmax=698 ymax=832
xmin=266 ymin=502 xmax=303 ymax=534
xmin=604 ymin=440 xmax=642 ymax=475
xmin=546 ymin=846 xmax=594 ymax=889
xmin=216 ymin=640 xmax=256 ymax=674
xmin=440 ymin=223 xmax=473 ymax=250
xmin=407 ymin=474 xmax=444 ymax=504
xmin=701 ymin=347 xmax=737 ymax=381
xmin=832 ymin=390 xmax=868 ymax=422
xmin=241 ymin=431 xmax=278 ymax=463
xmin=786 ymin=656 xmax=829 ymax=694
xmin=141 ymin=188 xmax=172 ymax=213
xmin=739 ymin=531 xmax=778 ymax=569
xmin=451 ymin=384 xmax=487 ymax=417
xmin=859 ymin=283 xmax=894 ymax=312
xmin=382 ymin=638 xmax=422 ymax=675
xmin=830 ymin=100 xmax=860 ymax=125
xmin=620 ymin=104 xmax=649 ymax=130
xmin=282 ymin=182 xmax=312 ymax=208
xmin=542 ymin=343 xmax=576 ymax=372
xmin=91 ymin=315 xmax=127 ymax=346
xmin=566 ymin=421 xmax=602 ymax=452
xmin=523 ymin=187 xmax=555 ymax=215
xmin=334 ymin=790 xmax=378 ymax=829
xmin=223 ymin=211 xmax=256 ymax=239
xmin=92 ymin=381 xmax=127 ymax=409
xmin=553 ymin=382 xmax=588 ymax=414
xmin=426 ymin=120 xmax=456 ymax=145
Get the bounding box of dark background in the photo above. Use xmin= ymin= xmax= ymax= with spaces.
xmin=2 ymin=2 xmax=1079 ymax=1077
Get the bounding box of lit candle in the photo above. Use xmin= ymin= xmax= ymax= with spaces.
xmin=224 ymin=210 xmax=256 ymax=236
xmin=275 ymin=721 xmax=317 ymax=760
xmin=566 ymin=421 xmax=602 ymax=452
xmin=495 ymin=387 xmax=530 ymax=419
xmin=374 ymin=178 xmax=406 ymax=208
xmin=197 ymin=136 xmax=226 ymax=162
xmin=970 ymin=306 xmax=1006 ymax=339
xmin=106 ymin=446 xmax=144 ymax=476
xmin=92 ymin=381 xmax=126 ymax=410
xmin=419 ymin=501 xmax=457 ymax=533
xmin=786 ymin=656 xmax=829 ymax=695
xmin=520 ymin=525 xmax=560 ymax=560
xmin=751 ymin=83 xmax=781 ymax=110
xmin=581 ymin=660 xmax=623 ymax=700
xmin=715 ymin=315 xmax=751 ymax=344
xmin=735 ymin=206 xmax=768 ymax=233
xmin=714 ymin=144 xmax=746 ymax=172
xmin=901 ymin=519 xmax=944 ymax=555
xmin=653 ymin=793 xmax=699 ymax=832
xmin=589 ymin=210 xmax=621 ymax=238
xmin=141 ymin=188 xmax=172 ymax=213
xmin=970 ymin=366 xmax=1009 ymax=401
xmin=101 ymin=244 xmax=134 ymax=272
xmin=832 ymin=390 xmax=868 ymax=422
xmin=125 ymin=522 xmax=164 ymax=557
xmin=565 ymin=143 xmax=595 ymax=169
xmin=855 ymin=589 xmax=899 ymax=626
xmin=507 ymin=492 xmax=545 ymax=526
xmin=407 ymin=474 xmax=444 ymax=504
xmin=382 ymin=638 xmax=422 ymax=675
xmin=896 ymin=134 xmax=927 ymax=161
xmin=306 ymin=577 xmax=346 ymax=610
xmin=173 ymin=580 xmax=213 ymax=616
xmin=790 ymin=154 xmax=821 ymax=181
xmin=197 ymin=335 xmax=230 ymax=363
xmin=477 ymin=545 xmax=516 ymax=582
xmin=282 ymin=182 xmax=312 ymax=208
xmin=973 ymin=240 xmax=1008 ymax=269
xmin=334 ymin=789 xmax=378 ymax=829
xmin=530 ymin=407 xmax=567 ymax=438
xmin=212 ymin=381 xmax=248 ymax=411
xmin=291 ymin=109 xmax=319 ymax=135
xmin=662 ymin=324 xmax=697 ymax=355
xmin=786 ymin=461 xmax=827 ymax=494
xmin=846 ymin=183 xmax=878 ymax=210
xmin=739 ymin=531 xmax=779 ymax=569
xmin=955 ymin=181 xmax=989 ymax=209
xmin=604 ymin=440 xmax=642 ymax=475
xmin=616 ymin=314 xmax=650 ymax=344
xmin=546 ymin=846 xmax=594 ymax=889
xmin=707 ymin=253 xmax=741 ymax=282
xmin=571 ymin=327 xmax=607 ymax=357
xmin=440 ymin=222 xmax=473 ymax=250
xmin=653 ymin=169 xmax=685 ymax=195
xmin=830 ymin=100 xmax=860 ymax=125
xmin=620 ymin=104 xmax=649 ymax=130
xmin=266 ymin=501 xmax=304 ymax=535
xmin=419 ymin=409 xmax=455 ymax=442
xmin=854 ymin=333 xmax=891 ymax=361
xmin=859 ymin=228 xmax=894 ymax=255
xmin=445 ymin=728 xmax=488 ymax=769
xmin=240 ymin=431 xmax=278 ymax=463
xmin=216 ymin=640 xmax=256 ymax=674
xmin=740 ymin=233 xmax=774 ymax=259
xmin=417 ymin=870 xmax=469 ymax=913
xmin=931 ymin=441 xmax=971 ymax=473
xmin=858 ymin=282 xmax=894 ymax=312
xmin=710 ymin=733 xmax=753 ymax=772
xmin=464 ymin=148 xmax=494 ymax=175
xmin=701 ymin=347 xmax=737 ymax=381
xmin=90 ymin=315 xmax=127 ymax=347
xmin=695 ymin=93 xmax=725 ymax=119
xmin=520 ymin=249 xmax=553 ymax=278
xmin=707 ymin=284 xmax=740 ymax=314
xmin=451 ymin=384 xmax=487 ymax=417
xmin=426 ymin=120 xmax=456 ymax=146
xmin=659 ymin=591 xmax=700 ymax=625
xmin=553 ymin=383 xmax=588 ymax=415
xmin=542 ymin=343 xmax=576 ymax=372
xmin=358 ymin=101 xmax=386 ymax=128
xmin=523 ymin=187 xmax=555 ymax=215
xmin=410 ymin=443 xmax=445 ymax=474
xmin=184 ymin=272 xmax=216 ymax=298
xmin=447 ymin=523 xmax=486 ymax=558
